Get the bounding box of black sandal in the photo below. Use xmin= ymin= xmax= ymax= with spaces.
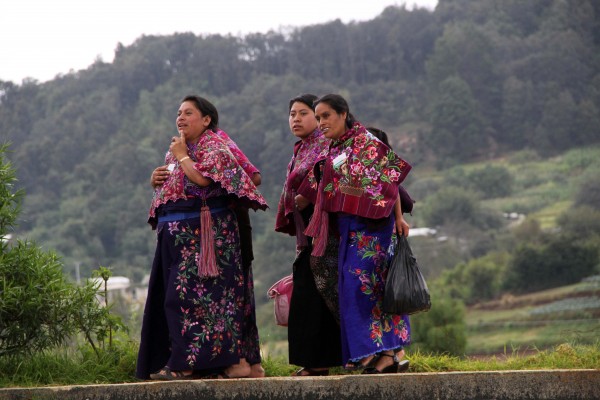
xmin=293 ymin=367 xmax=330 ymax=376
xmin=362 ymin=353 xmax=410 ymax=374
xmin=149 ymin=366 xmax=196 ymax=381
xmin=344 ymin=354 xmax=380 ymax=371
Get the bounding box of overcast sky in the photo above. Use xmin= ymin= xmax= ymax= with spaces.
xmin=0 ymin=0 xmax=437 ymax=84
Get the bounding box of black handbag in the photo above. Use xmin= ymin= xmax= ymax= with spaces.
xmin=383 ymin=235 xmax=431 ymax=315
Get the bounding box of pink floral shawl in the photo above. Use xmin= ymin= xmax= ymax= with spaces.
xmin=148 ymin=129 xmax=268 ymax=227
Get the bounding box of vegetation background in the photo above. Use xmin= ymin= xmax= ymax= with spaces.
xmin=0 ymin=0 xmax=599 ymax=370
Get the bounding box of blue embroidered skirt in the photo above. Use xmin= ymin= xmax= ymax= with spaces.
xmin=337 ymin=214 xmax=411 ymax=364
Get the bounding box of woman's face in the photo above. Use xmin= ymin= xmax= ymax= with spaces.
xmin=176 ymin=101 xmax=210 ymax=142
xmin=315 ymin=102 xmax=347 ymax=140
xmin=289 ymin=101 xmax=318 ymax=139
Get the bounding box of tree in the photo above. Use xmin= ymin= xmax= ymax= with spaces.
xmin=426 ymin=76 xmax=486 ymax=163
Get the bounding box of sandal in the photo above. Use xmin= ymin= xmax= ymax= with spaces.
xmin=344 ymin=354 xmax=379 ymax=371
xmin=362 ymin=353 xmax=410 ymax=374
xmin=293 ymin=367 xmax=330 ymax=376
xmin=149 ymin=366 xmax=196 ymax=381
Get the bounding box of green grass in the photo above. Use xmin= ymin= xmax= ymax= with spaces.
xmin=0 ymin=339 xmax=139 ymax=388
xmin=2 ymin=341 xmax=598 ymax=388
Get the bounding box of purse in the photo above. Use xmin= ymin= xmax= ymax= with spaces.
xmin=383 ymin=235 xmax=431 ymax=315
xmin=267 ymin=274 xmax=293 ymax=326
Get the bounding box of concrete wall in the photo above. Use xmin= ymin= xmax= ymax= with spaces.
xmin=1 ymin=370 xmax=599 ymax=400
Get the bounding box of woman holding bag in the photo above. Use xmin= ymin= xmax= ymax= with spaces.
xmin=297 ymin=94 xmax=411 ymax=374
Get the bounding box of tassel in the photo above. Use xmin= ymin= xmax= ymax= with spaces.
xmin=304 ymin=184 xmax=329 ymax=257
xmin=199 ymin=202 xmax=219 ymax=278
xmin=293 ymin=205 xmax=308 ymax=249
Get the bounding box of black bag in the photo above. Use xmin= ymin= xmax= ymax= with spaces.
xmin=383 ymin=235 xmax=431 ymax=315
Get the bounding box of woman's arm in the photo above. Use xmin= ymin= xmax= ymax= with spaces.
xmin=394 ymin=197 xmax=409 ymax=237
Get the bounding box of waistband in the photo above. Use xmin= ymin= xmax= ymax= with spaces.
xmin=157 ymin=206 xmax=228 ymax=222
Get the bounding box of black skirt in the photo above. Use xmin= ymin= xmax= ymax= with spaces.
xmin=288 ymin=247 xmax=342 ymax=368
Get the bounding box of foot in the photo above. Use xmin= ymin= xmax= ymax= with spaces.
xmin=371 ymin=351 xmax=396 ymax=372
xmin=344 ymin=354 xmax=377 ymax=371
xmin=149 ymin=366 xmax=195 ymax=381
xmin=223 ymin=358 xmax=252 ymax=378
xmin=249 ymin=363 xmax=265 ymax=378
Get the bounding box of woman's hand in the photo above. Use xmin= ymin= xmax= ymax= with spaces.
xmin=151 ymin=165 xmax=170 ymax=188
xmin=394 ymin=197 xmax=409 ymax=237
xmin=294 ymin=194 xmax=310 ymax=211
xmin=396 ymin=214 xmax=410 ymax=237
xmin=169 ymin=132 xmax=188 ymax=161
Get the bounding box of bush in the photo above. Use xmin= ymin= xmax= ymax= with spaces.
xmin=0 ymin=144 xmax=116 ymax=357
xmin=467 ymin=165 xmax=513 ymax=199
xmin=504 ymin=236 xmax=599 ymax=293
xmin=410 ymin=287 xmax=467 ymax=355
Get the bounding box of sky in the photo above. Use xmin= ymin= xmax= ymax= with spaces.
xmin=0 ymin=0 xmax=437 ymax=84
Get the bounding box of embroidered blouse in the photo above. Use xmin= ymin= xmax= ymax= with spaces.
xmin=148 ymin=129 xmax=268 ymax=228
xmin=298 ymin=122 xmax=411 ymax=220
xmin=275 ymin=129 xmax=329 ymax=235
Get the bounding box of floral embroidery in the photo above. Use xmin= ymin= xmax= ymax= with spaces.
xmin=349 ymin=231 xmax=409 ymax=347
xmin=326 ymin=124 xmax=405 ymax=205
xmin=169 ymin=213 xmax=244 ymax=366
xmin=149 ymin=129 xmax=267 ymax=223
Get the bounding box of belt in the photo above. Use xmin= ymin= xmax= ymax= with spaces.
xmin=157 ymin=206 xmax=228 ymax=222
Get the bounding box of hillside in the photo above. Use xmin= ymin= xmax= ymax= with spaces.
xmin=0 ymin=0 xmax=598 ymax=345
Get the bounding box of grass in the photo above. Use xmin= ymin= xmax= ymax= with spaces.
xmin=0 ymin=341 xmax=600 ymax=387
xmin=2 ymin=342 xmax=598 ymax=388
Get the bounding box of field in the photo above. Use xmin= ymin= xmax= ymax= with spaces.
xmin=465 ymin=277 xmax=600 ymax=355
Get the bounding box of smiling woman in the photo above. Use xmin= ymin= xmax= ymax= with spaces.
xmin=136 ymin=95 xmax=268 ymax=381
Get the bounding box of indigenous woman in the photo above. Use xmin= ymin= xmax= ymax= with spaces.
xmin=137 ymin=95 xmax=267 ymax=380
xmin=297 ymin=94 xmax=412 ymax=374
xmin=275 ymin=94 xmax=342 ymax=376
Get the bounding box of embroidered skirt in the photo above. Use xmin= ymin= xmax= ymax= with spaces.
xmin=136 ymin=203 xmax=245 ymax=379
xmin=337 ymin=214 xmax=411 ymax=365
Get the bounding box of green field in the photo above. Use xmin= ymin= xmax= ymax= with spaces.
xmin=465 ymin=278 xmax=600 ymax=355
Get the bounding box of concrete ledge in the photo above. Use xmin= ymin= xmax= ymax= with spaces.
xmin=1 ymin=370 xmax=599 ymax=400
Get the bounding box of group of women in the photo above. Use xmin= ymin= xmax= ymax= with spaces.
xmin=135 ymin=93 xmax=412 ymax=380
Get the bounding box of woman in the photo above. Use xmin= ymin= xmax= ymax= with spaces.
xmin=297 ymin=94 xmax=411 ymax=374
xmin=136 ymin=95 xmax=267 ymax=380
xmin=275 ymin=94 xmax=342 ymax=376
xmin=149 ymin=128 xmax=265 ymax=378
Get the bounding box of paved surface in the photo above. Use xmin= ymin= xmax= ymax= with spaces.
xmin=1 ymin=370 xmax=599 ymax=400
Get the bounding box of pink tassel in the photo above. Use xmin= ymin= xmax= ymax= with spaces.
xmin=304 ymin=184 xmax=328 ymax=257
xmin=199 ymin=204 xmax=219 ymax=278
xmin=293 ymin=205 xmax=308 ymax=249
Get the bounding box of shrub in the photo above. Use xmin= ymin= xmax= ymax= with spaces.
xmin=0 ymin=144 xmax=117 ymax=357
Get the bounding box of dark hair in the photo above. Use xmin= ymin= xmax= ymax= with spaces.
xmin=366 ymin=126 xmax=391 ymax=148
xmin=288 ymin=93 xmax=318 ymax=112
xmin=181 ymin=95 xmax=219 ymax=130
xmin=314 ymin=94 xmax=356 ymax=129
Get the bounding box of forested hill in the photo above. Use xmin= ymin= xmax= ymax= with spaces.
xmin=0 ymin=0 xmax=599 ymax=291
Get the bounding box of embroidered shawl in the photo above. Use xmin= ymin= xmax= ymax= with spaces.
xmin=298 ymin=122 xmax=411 ymax=220
xmin=275 ymin=129 xmax=329 ymax=235
xmin=148 ymin=129 xmax=268 ymax=227
xmin=215 ymin=129 xmax=260 ymax=177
